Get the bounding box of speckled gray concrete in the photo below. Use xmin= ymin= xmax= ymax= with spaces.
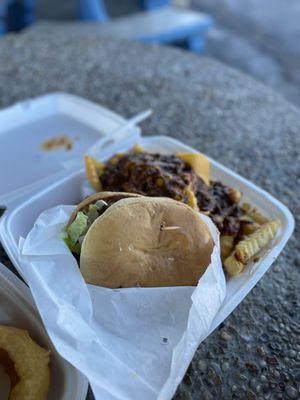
xmin=0 ymin=24 xmax=299 ymax=400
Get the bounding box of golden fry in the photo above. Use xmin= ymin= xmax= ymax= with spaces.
xmin=234 ymin=219 xmax=281 ymax=263
xmin=108 ymin=153 xmax=124 ymax=166
xmin=132 ymin=144 xmax=143 ymax=153
xmin=224 ymin=254 xmax=245 ymax=276
xmin=220 ymin=235 xmax=235 ymax=262
xmin=249 ymin=211 xmax=269 ymax=225
xmin=241 ymin=203 xmax=269 ymax=225
xmin=185 ymin=185 xmax=199 ymax=211
xmin=241 ymin=203 xmax=251 ymax=213
xmin=84 ymin=155 xmax=103 ymax=192
xmin=177 ymin=151 xmax=210 ymax=186
xmin=241 ymin=220 xmax=260 ymax=235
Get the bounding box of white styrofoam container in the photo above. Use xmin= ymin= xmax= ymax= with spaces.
xmin=0 ymin=93 xmax=294 ymax=386
xmin=0 ymin=262 xmax=89 ymax=400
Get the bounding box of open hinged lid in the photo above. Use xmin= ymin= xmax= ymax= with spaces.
xmin=0 ymin=93 xmax=141 ymax=207
xmin=0 ymin=262 xmax=89 ymax=399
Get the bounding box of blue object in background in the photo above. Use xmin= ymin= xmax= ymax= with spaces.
xmin=0 ymin=0 xmax=8 ymax=33
xmin=135 ymin=12 xmax=212 ymax=50
xmin=5 ymin=0 xmax=35 ymax=32
xmin=140 ymin=0 xmax=171 ymax=11
xmin=78 ymin=0 xmax=108 ymax=22
xmin=77 ymin=1 xmax=213 ymax=54
xmin=0 ymin=0 xmax=213 ymax=55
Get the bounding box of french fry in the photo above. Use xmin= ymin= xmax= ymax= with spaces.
xmin=224 ymin=254 xmax=245 ymax=276
xmin=108 ymin=153 xmax=124 ymax=165
xmin=249 ymin=211 xmax=269 ymax=225
xmin=220 ymin=235 xmax=235 ymax=262
xmin=234 ymin=219 xmax=281 ymax=264
xmin=84 ymin=156 xmax=103 ymax=192
xmin=176 ymin=151 xmax=210 ymax=186
xmin=241 ymin=203 xmax=269 ymax=225
xmin=185 ymin=185 xmax=199 ymax=211
xmin=132 ymin=144 xmax=143 ymax=153
xmin=240 ymin=216 xmax=261 ymax=235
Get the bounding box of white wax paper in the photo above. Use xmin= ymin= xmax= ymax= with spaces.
xmin=19 ymin=205 xmax=226 ymax=400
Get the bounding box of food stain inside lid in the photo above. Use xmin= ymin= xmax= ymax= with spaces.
xmin=40 ymin=135 xmax=73 ymax=151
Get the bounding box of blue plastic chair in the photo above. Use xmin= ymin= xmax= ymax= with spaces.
xmin=78 ymin=0 xmax=108 ymax=22
xmin=78 ymin=0 xmax=170 ymax=20
xmin=0 ymin=0 xmax=8 ymax=33
xmin=140 ymin=0 xmax=170 ymax=11
xmin=78 ymin=1 xmax=213 ymax=54
xmin=3 ymin=0 xmax=35 ymax=32
xmin=2 ymin=0 xmax=213 ymax=54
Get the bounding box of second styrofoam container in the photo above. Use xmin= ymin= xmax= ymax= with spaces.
xmin=0 ymin=262 xmax=89 ymax=400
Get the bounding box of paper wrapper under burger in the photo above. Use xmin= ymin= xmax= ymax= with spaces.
xmin=19 ymin=205 xmax=226 ymax=400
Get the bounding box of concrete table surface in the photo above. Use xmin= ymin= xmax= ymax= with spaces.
xmin=0 ymin=24 xmax=299 ymax=400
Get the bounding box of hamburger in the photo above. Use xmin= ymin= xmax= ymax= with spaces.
xmin=64 ymin=192 xmax=214 ymax=288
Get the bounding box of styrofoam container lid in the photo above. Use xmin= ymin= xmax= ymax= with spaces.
xmin=0 ymin=262 xmax=88 ymax=399
xmin=0 ymin=92 xmax=140 ymax=206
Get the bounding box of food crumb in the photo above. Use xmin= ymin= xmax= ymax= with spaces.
xmin=40 ymin=135 xmax=73 ymax=151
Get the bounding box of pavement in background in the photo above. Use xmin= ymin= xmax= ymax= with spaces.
xmin=192 ymin=0 xmax=300 ymax=107
xmin=36 ymin=0 xmax=300 ymax=107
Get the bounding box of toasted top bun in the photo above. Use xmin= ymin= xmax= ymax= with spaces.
xmin=80 ymin=196 xmax=214 ymax=288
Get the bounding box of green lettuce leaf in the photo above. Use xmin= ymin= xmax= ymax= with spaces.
xmin=86 ymin=204 xmax=100 ymax=225
xmin=63 ymin=201 xmax=107 ymax=255
xmin=66 ymin=211 xmax=88 ymax=243
xmin=63 ymin=236 xmax=81 ymax=255
xmin=86 ymin=200 xmax=107 ymax=226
